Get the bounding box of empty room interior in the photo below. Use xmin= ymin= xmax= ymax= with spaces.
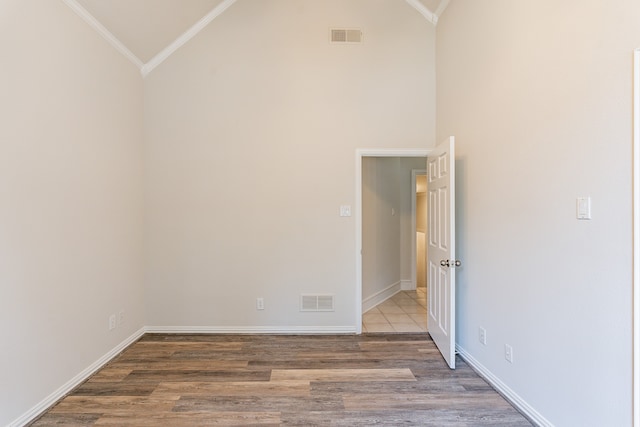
xmin=2 ymin=0 xmax=640 ymax=426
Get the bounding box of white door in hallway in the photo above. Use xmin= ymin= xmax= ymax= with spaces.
xmin=427 ymin=136 xmax=456 ymax=369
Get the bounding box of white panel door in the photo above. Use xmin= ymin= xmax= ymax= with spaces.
xmin=427 ymin=136 xmax=456 ymax=369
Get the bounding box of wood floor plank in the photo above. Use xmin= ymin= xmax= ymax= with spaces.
xmin=150 ymin=380 xmax=311 ymax=397
xmin=114 ymin=360 xmax=249 ymax=370
xmin=92 ymin=412 xmax=281 ymax=426
xmin=133 ymin=341 xmax=244 ymax=349
xmin=294 ymin=350 xmax=431 ymax=361
xmin=73 ymin=382 xmax=158 ymax=397
xmin=270 ymin=368 xmax=416 ymax=382
xmin=278 ymin=409 xmax=532 ymax=426
xmin=122 ymin=369 xmax=272 ymax=383
xmin=86 ymin=368 xmax=132 ymax=383
xmin=249 ymin=359 xmax=389 ymax=370
xmin=30 ymin=413 xmax=101 ymax=427
xmin=342 ymin=392 xmax=515 ymax=411
xmin=170 ymin=351 xmax=289 ymax=362
xmin=358 ymin=340 xmax=435 ymax=349
xmin=47 ymin=396 xmax=179 ymax=414
xmin=172 ymin=395 xmax=344 ymax=413
xmin=310 ymin=379 xmax=467 ymax=394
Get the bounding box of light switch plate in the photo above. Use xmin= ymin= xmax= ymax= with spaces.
xmin=340 ymin=205 xmax=352 ymax=217
xmin=576 ymin=197 xmax=591 ymax=220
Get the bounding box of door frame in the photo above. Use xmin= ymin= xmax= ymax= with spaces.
xmin=411 ymin=169 xmax=427 ymax=290
xmin=355 ymin=148 xmax=431 ymax=334
xmin=633 ymin=48 xmax=639 ymax=427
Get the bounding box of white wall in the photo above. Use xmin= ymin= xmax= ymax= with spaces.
xmin=143 ymin=0 xmax=436 ymax=329
xmin=436 ymin=1 xmax=640 ymax=425
xmin=0 ymin=1 xmax=145 ymax=425
xmin=362 ymin=157 xmax=401 ymax=300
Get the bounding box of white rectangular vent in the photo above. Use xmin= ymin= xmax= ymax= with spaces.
xmin=300 ymin=294 xmax=335 ymax=312
xmin=330 ymin=28 xmax=362 ymax=44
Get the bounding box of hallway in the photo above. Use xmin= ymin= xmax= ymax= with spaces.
xmin=363 ymin=289 xmax=427 ymax=333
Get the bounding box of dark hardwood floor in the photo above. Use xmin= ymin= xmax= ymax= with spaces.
xmin=30 ymin=333 xmax=532 ymax=426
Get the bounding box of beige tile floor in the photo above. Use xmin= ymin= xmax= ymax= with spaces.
xmin=363 ymin=288 xmax=427 ymax=333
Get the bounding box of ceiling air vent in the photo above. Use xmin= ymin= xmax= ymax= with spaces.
xmin=330 ymin=28 xmax=362 ymax=44
xmin=301 ymin=294 xmax=335 ymax=312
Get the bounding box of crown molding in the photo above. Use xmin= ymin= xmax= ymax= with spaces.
xmin=141 ymin=0 xmax=237 ymax=77
xmin=405 ymin=0 xmax=437 ymax=25
xmin=61 ymin=0 xmax=144 ymax=71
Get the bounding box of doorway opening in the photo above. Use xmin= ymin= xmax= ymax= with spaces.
xmin=356 ymin=138 xmax=457 ymax=369
xmin=354 ymin=149 xmax=430 ymax=335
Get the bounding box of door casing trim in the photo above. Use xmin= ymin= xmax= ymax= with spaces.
xmin=633 ymin=48 xmax=639 ymax=427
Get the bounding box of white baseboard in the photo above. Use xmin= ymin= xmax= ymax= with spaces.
xmin=401 ymin=279 xmax=415 ymax=290
xmin=145 ymin=326 xmax=357 ymax=334
xmin=362 ymin=281 xmax=401 ymax=313
xmin=455 ymin=344 xmax=553 ymax=427
xmin=10 ymin=327 xmax=146 ymax=427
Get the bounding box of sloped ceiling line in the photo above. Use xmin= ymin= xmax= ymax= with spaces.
xmin=61 ymin=0 xmax=237 ymax=77
xmin=62 ymin=0 xmax=144 ymax=69
xmin=63 ymin=0 xmax=446 ymax=77
xmin=434 ymin=0 xmax=451 ymax=17
xmin=405 ymin=0 xmax=438 ymax=25
xmin=141 ymin=0 xmax=236 ymax=77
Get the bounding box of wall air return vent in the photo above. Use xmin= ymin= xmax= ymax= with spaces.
xmin=330 ymin=28 xmax=362 ymax=44
xmin=300 ymin=294 xmax=335 ymax=312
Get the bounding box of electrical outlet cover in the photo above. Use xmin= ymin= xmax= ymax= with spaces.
xmin=479 ymin=327 xmax=487 ymax=345
xmin=505 ymin=344 xmax=513 ymax=363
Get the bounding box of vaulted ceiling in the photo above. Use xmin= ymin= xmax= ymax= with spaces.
xmin=63 ymin=0 xmax=449 ymax=76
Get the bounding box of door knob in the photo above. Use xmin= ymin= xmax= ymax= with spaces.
xmin=440 ymin=259 xmax=462 ymax=268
